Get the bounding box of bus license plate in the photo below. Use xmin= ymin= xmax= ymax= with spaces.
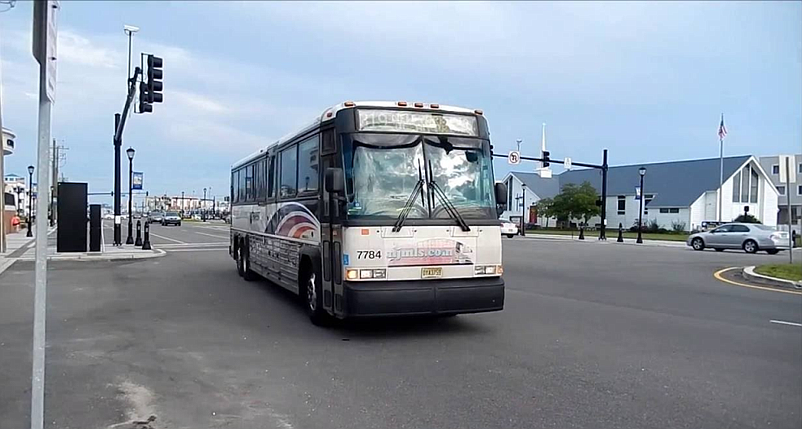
xmin=421 ymin=267 xmax=442 ymax=279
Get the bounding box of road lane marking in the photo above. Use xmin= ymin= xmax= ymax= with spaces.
xmin=770 ymin=320 xmax=802 ymax=327
xmin=148 ymin=232 xmax=185 ymax=244
xmin=165 ymin=248 xmax=227 ymax=252
xmin=713 ymin=268 xmax=802 ymax=296
xmin=192 ymin=231 xmax=229 ymax=239
xmin=155 ymin=242 xmax=227 ymax=248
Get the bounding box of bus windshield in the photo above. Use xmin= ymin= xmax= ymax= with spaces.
xmin=343 ymin=133 xmax=496 ymax=220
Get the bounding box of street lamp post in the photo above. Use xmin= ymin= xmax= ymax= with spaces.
xmin=202 ymin=187 xmax=207 ymax=222
xmin=27 ymin=165 xmax=34 ymax=237
xmin=126 ymin=147 xmax=135 ymax=244
xmin=181 ymin=191 xmax=185 ymax=217
xmin=636 ymin=167 xmax=646 ymax=244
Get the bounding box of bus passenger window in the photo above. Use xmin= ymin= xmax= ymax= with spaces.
xmin=280 ymin=146 xmax=297 ymax=198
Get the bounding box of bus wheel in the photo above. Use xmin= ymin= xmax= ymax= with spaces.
xmin=238 ymin=239 xmax=256 ymax=281
xmin=303 ymin=265 xmax=328 ymax=326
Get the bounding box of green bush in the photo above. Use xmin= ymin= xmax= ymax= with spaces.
xmin=671 ymin=220 xmax=687 ymax=233
xmin=733 ymin=214 xmax=761 ymax=223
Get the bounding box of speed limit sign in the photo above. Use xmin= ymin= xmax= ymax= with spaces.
xmin=508 ymin=151 xmax=521 ymax=165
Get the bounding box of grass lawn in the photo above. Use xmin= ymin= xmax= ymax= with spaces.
xmin=524 ymin=228 xmax=689 ymax=242
xmin=754 ymin=264 xmax=802 ymax=282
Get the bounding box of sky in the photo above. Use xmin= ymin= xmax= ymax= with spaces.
xmin=1 ymin=1 xmax=800 ymax=205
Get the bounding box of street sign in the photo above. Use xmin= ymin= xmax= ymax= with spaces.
xmin=33 ymin=0 xmax=59 ymax=102
xmin=508 ymin=151 xmax=521 ymax=165
xmin=564 ymin=157 xmax=572 ymax=170
xmin=132 ymin=172 xmax=143 ymax=190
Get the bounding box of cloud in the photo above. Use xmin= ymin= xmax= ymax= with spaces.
xmin=57 ymin=30 xmax=121 ymax=69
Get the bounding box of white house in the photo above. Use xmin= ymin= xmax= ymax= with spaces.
xmin=501 ymin=155 xmax=778 ymax=231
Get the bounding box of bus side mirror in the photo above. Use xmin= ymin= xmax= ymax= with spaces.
xmin=494 ymin=182 xmax=507 ymax=210
xmin=325 ymin=168 xmax=344 ymax=194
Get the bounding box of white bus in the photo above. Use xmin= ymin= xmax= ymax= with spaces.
xmin=230 ymin=101 xmax=508 ymax=325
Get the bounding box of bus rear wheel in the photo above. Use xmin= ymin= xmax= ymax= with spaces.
xmin=237 ymin=239 xmax=256 ymax=281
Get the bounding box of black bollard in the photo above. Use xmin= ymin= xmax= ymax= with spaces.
xmin=135 ymin=220 xmax=143 ymax=247
xmin=142 ymin=221 xmax=152 ymax=250
xmin=617 ymin=222 xmax=624 ymax=242
xmin=579 ymin=225 xmax=585 ymax=240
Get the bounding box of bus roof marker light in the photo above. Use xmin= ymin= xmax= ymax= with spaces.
xmin=397 ymin=101 xmax=408 ymax=107
xmin=326 ymin=111 xmax=333 ymax=118
xmin=474 ymin=109 xmax=483 ymax=115
xmin=414 ymin=102 xmax=424 ymax=108
xmin=344 ymin=101 xmax=355 ymax=107
xmin=430 ymin=103 xmax=439 ymax=108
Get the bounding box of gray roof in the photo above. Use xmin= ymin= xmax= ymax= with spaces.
xmin=512 ymin=172 xmax=562 ymax=199
xmin=511 ymin=155 xmax=752 ymax=207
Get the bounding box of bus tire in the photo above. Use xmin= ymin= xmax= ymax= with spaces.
xmin=301 ymin=259 xmax=329 ymax=326
xmin=238 ymin=238 xmax=256 ymax=281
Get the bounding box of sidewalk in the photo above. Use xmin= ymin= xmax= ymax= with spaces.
xmin=1 ymin=227 xmax=164 ymax=275
xmin=521 ymin=232 xmax=688 ymax=248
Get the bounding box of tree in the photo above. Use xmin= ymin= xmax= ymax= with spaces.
xmin=543 ymin=181 xmax=600 ymax=226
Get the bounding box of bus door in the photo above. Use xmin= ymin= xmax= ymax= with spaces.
xmin=320 ymin=129 xmax=344 ymax=317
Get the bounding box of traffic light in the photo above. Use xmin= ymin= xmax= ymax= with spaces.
xmin=137 ymin=54 xmax=163 ymax=114
xmin=147 ymin=55 xmax=163 ymax=103
xmin=542 ymin=150 xmax=550 ymax=168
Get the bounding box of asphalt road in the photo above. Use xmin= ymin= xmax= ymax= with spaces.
xmin=1 ymin=225 xmax=800 ymax=429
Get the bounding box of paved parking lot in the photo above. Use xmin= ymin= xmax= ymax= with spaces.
xmin=1 ymin=225 xmax=800 ymax=429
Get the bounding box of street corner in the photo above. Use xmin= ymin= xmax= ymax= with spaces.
xmin=714 ymin=267 xmax=802 ymax=295
xmin=20 ymin=248 xmax=167 ymax=262
xmin=742 ymin=265 xmax=802 ymax=290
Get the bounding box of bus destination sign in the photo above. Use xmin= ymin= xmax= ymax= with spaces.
xmin=357 ymin=109 xmax=479 ymax=136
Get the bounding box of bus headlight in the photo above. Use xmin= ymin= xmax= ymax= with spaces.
xmin=346 ymin=269 xmax=386 ymax=280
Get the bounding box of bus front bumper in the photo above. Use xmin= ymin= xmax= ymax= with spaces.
xmin=343 ymin=277 xmax=504 ymax=317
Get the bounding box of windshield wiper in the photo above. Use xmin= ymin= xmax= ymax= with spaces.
xmin=427 ymin=161 xmax=470 ymax=232
xmin=392 ymin=163 xmax=427 ymax=232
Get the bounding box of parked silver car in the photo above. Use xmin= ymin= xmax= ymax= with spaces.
xmin=687 ymin=223 xmax=790 ymax=254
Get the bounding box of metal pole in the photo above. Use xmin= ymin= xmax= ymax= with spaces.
xmin=27 ymin=170 xmax=34 ymax=237
xmin=718 ymin=137 xmax=723 ymax=222
xmin=126 ymin=32 xmax=132 ymax=89
xmin=126 ymin=157 xmax=133 ymax=244
xmin=637 ymin=174 xmax=644 ymax=244
xmin=50 ymin=139 xmax=56 ymax=227
xmin=786 ymin=157 xmax=793 ymax=265
xmin=599 ymin=149 xmax=608 ymax=240
xmin=114 ymin=114 xmax=121 ymax=246
xmin=32 ymin=55 xmax=53 ymax=429
xmin=521 ymin=184 xmax=526 ymax=237
xmin=203 ymin=187 xmax=207 ymax=222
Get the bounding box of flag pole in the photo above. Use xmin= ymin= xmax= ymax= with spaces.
xmin=718 ymin=114 xmax=724 ymax=223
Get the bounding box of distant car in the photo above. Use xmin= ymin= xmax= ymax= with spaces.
xmin=500 ymin=218 xmax=519 ymax=238
xmin=161 ymin=211 xmax=182 ymax=226
xmin=148 ymin=211 xmax=164 ymax=224
xmin=687 ymin=223 xmax=790 ymax=254
xmin=102 ymin=213 xmax=114 ymax=220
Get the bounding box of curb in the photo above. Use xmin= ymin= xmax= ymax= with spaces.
xmin=743 ymin=266 xmax=802 ymax=289
xmin=521 ymin=234 xmax=687 ymax=248
xmin=19 ymin=248 xmax=167 ymax=262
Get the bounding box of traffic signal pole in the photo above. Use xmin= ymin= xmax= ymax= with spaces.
xmin=113 ymin=67 xmax=140 ymax=246
xmin=494 ymin=149 xmax=609 ymax=239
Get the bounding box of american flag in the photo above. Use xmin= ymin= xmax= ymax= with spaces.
xmin=718 ymin=114 xmax=727 ymax=139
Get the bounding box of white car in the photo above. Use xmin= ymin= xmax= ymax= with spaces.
xmin=500 ymin=219 xmax=519 ymax=238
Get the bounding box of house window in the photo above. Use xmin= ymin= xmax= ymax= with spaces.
xmin=799 ymin=163 xmax=802 ymax=174
xmin=777 ymin=185 xmax=786 ymax=196
xmin=732 ymin=171 xmax=741 ymax=202
xmin=771 ymin=164 xmax=779 ymax=175
xmin=740 ymin=166 xmax=749 ymax=203
xmin=749 ymin=168 xmax=759 ymax=203
xmin=644 ymin=194 xmax=653 ymax=215
xmin=617 ymin=195 xmax=625 ymax=215
xmin=798 ymin=185 xmax=802 ymax=196
xmin=660 ymin=208 xmax=680 ymax=214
